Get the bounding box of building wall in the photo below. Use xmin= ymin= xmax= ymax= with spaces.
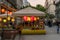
xmin=0 ymin=0 xmax=16 ymax=14
xmin=45 ymin=0 xmax=56 ymax=15
xmin=16 ymin=0 xmax=23 ymax=9
xmin=55 ymin=0 xmax=60 ymax=19
xmin=5 ymin=0 xmax=17 ymax=9
xmin=55 ymin=0 xmax=60 ymax=4
xmin=23 ymin=0 xmax=29 ymax=6
xmin=0 ymin=0 xmax=23 ymax=10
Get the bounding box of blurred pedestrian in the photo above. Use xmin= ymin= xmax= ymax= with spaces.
xmin=56 ymin=20 xmax=60 ymax=34
xmin=48 ymin=20 xmax=52 ymax=27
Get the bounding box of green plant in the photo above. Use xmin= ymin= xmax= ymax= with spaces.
xmin=45 ymin=13 xmax=55 ymax=19
xmin=36 ymin=4 xmax=46 ymax=12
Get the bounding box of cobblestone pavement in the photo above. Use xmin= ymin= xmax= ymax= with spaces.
xmin=15 ymin=26 xmax=60 ymax=40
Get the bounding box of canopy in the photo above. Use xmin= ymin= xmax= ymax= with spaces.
xmin=13 ymin=7 xmax=45 ymax=16
xmin=0 ymin=14 xmax=12 ymax=18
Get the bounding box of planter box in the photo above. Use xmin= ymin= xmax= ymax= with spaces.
xmin=21 ymin=29 xmax=46 ymax=35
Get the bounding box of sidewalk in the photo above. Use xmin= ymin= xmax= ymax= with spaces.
xmin=14 ymin=25 xmax=60 ymax=40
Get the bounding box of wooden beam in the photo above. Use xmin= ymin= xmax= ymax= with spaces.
xmin=0 ymin=3 xmax=17 ymax=12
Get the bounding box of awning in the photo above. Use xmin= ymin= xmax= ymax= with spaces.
xmin=13 ymin=7 xmax=45 ymax=16
xmin=0 ymin=14 xmax=12 ymax=18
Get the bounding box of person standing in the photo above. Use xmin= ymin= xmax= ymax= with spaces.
xmin=56 ymin=20 xmax=60 ymax=34
xmin=48 ymin=20 xmax=52 ymax=27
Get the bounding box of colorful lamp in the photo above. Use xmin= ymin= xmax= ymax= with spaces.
xmin=27 ymin=17 xmax=30 ymax=21
xmin=3 ymin=19 xmax=7 ymax=23
xmin=7 ymin=16 xmax=10 ymax=21
xmin=37 ymin=17 xmax=39 ymax=20
xmin=8 ymin=11 xmax=12 ymax=15
xmin=31 ymin=16 xmax=34 ymax=22
xmin=34 ymin=17 xmax=37 ymax=21
xmin=1 ymin=9 xmax=5 ymax=13
xmin=11 ymin=18 xmax=15 ymax=22
xmin=23 ymin=16 xmax=27 ymax=21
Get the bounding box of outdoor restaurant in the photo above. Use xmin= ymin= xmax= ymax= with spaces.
xmin=12 ymin=7 xmax=46 ymax=34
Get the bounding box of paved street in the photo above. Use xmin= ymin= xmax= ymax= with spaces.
xmin=0 ymin=26 xmax=60 ymax=40
xmin=15 ymin=26 xmax=60 ymax=40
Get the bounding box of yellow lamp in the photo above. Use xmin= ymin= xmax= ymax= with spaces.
xmin=34 ymin=17 xmax=37 ymax=21
xmin=37 ymin=17 xmax=39 ymax=20
xmin=7 ymin=16 xmax=10 ymax=21
xmin=11 ymin=18 xmax=15 ymax=22
xmin=3 ymin=19 xmax=7 ymax=23
xmin=27 ymin=17 xmax=30 ymax=21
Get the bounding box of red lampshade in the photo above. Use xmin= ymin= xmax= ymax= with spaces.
xmin=31 ymin=16 xmax=34 ymax=22
xmin=8 ymin=11 xmax=12 ymax=15
xmin=23 ymin=16 xmax=27 ymax=21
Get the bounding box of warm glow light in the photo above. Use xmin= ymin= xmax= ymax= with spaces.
xmin=11 ymin=18 xmax=15 ymax=22
xmin=8 ymin=11 xmax=12 ymax=15
xmin=3 ymin=19 xmax=7 ymax=22
xmin=27 ymin=17 xmax=30 ymax=21
xmin=23 ymin=16 xmax=27 ymax=21
xmin=37 ymin=17 xmax=39 ymax=20
xmin=31 ymin=16 xmax=34 ymax=21
xmin=34 ymin=17 xmax=37 ymax=21
xmin=7 ymin=16 xmax=10 ymax=21
xmin=1 ymin=9 xmax=5 ymax=13
xmin=0 ymin=18 xmax=2 ymax=21
xmin=41 ymin=22 xmax=43 ymax=24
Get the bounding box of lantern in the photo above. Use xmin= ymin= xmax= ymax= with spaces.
xmin=27 ymin=17 xmax=31 ymax=21
xmin=7 ymin=16 xmax=10 ymax=21
xmin=1 ymin=9 xmax=5 ymax=13
xmin=11 ymin=18 xmax=15 ymax=22
xmin=23 ymin=16 xmax=27 ymax=21
xmin=0 ymin=18 xmax=2 ymax=21
xmin=8 ymin=11 xmax=12 ymax=15
xmin=3 ymin=19 xmax=7 ymax=23
xmin=37 ymin=17 xmax=39 ymax=20
xmin=31 ymin=16 xmax=34 ymax=22
xmin=34 ymin=17 xmax=37 ymax=21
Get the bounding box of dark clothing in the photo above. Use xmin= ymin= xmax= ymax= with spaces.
xmin=56 ymin=21 xmax=60 ymax=33
xmin=57 ymin=27 xmax=59 ymax=33
xmin=19 ymin=31 xmax=21 ymax=35
xmin=48 ymin=20 xmax=52 ymax=27
xmin=17 ymin=28 xmax=21 ymax=35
